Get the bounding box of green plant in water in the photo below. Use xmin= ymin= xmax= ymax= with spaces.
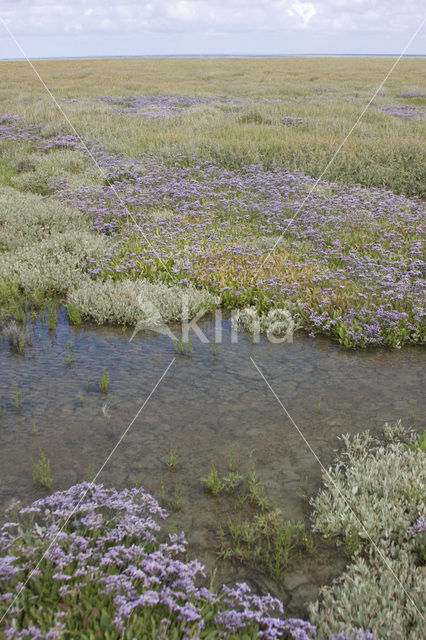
xmin=166 ymin=444 xmax=178 ymax=471
xmin=87 ymin=462 xmax=96 ymax=483
xmin=66 ymin=303 xmax=82 ymax=326
xmin=227 ymin=445 xmax=237 ymax=471
xmin=160 ymin=476 xmax=166 ymax=504
xmin=13 ymin=384 xmax=23 ymax=410
xmin=211 ymin=338 xmax=218 ymax=356
xmin=221 ymin=471 xmax=244 ymax=492
xmin=63 ymin=340 xmax=75 ymax=365
xmin=244 ymin=469 xmax=270 ymax=510
xmin=201 ymin=464 xmax=222 ymax=495
xmin=99 ymin=367 xmax=110 ymax=393
xmin=221 ymin=508 xmax=308 ymax=582
xmin=171 ymin=486 xmax=183 ymax=511
xmin=174 ymin=335 xmax=193 ymax=357
xmin=3 ymin=320 xmax=30 ymax=354
xmin=46 ymin=303 xmax=58 ymax=331
xmin=33 ymin=448 xmax=52 ymax=489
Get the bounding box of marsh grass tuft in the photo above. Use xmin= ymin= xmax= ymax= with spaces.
xmin=46 ymin=303 xmax=58 ymax=331
xmin=33 ymin=448 xmax=52 ymax=489
xmin=201 ymin=464 xmax=222 ymax=495
xmin=222 ymin=509 xmax=309 ymax=583
xmin=66 ymin=303 xmax=82 ymax=326
xmin=227 ymin=446 xmax=237 ymax=472
xmin=170 ymin=486 xmax=183 ymax=511
xmin=99 ymin=367 xmax=110 ymax=393
xmin=174 ymin=335 xmax=193 ymax=357
xmin=2 ymin=320 xmax=30 ymax=354
xmin=13 ymin=383 xmax=23 ymax=410
xmin=202 ymin=459 xmax=313 ymax=581
xmin=62 ymin=340 xmax=75 ymax=365
xmin=166 ymin=444 xmax=178 ymax=471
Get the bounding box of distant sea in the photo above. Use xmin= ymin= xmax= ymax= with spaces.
xmin=1 ymin=54 xmax=425 ymax=62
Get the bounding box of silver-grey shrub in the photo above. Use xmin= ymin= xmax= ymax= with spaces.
xmin=67 ymin=278 xmax=219 ymax=326
xmin=0 ymin=232 xmax=110 ymax=296
xmin=309 ymin=423 xmax=425 ymax=639
xmin=0 ymin=187 xmax=88 ymax=251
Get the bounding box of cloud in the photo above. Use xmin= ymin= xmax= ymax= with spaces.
xmin=0 ymin=1 xmax=423 ymax=56
xmin=0 ymin=1 xmax=423 ymax=36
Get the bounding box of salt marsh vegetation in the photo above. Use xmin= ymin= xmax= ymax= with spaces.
xmin=0 ymin=58 xmax=424 ymax=347
xmin=0 ymin=57 xmax=424 ymax=639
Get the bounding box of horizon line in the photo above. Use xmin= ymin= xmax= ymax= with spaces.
xmin=0 ymin=53 xmax=425 ymax=62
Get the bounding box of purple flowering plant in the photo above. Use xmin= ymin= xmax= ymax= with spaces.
xmin=0 ymin=113 xmax=424 ymax=348
xmin=0 ymin=483 xmax=319 ymax=639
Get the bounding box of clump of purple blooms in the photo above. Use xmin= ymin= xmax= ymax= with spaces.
xmin=95 ymin=94 xmax=305 ymax=125
xmin=397 ymin=92 xmax=423 ymax=99
xmin=0 ymin=483 xmax=320 ymax=639
xmin=371 ymin=104 xmax=425 ymax=120
xmin=0 ymin=113 xmax=424 ymax=348
xmin=96 ymin=93 xmax=219 ymax=118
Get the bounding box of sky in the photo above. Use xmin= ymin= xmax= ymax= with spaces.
xmin=0 ymin=1 xmax=424 ymax=59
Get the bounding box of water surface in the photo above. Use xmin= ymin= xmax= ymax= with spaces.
xmin=0 ymin=312 xmax=424 ymax=615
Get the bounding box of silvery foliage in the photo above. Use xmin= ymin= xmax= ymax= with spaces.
xmin=0 ymin=233 xmax=109 ymax=295
xmin=309 ymin=422 xmax=425 ymax=639
xmin=68 ymin=278 xmax=219 ymax=327
xmin=0 ymin=187 xmax=112 ymax=295
xmin=233 ymin=305 xmax=300 ymax=342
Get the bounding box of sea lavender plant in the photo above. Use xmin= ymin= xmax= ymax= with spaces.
xmin=1 ymin=113 xmax=424 ymax=348
xmin=0 ymin=483 xmax=317 ymax=639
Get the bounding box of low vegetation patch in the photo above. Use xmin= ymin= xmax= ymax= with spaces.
xmin=0 ymin=112 xmax=423 ymax=347
xmin=0 ymin=484 xmax=317 ymax=639
xmin=309 ymin=422 xmax=426 ymax=639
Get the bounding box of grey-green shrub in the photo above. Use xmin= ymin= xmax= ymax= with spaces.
xmin=67 ymin=278 xmax=219 ymax=326
xmin=309 ymin=423 xmax=425 ymax=639
xmin=0 ymin=232 xmax=109 ymax=296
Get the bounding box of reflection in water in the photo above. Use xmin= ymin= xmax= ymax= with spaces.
xmin=0 ymin=310 xmax=424 ymax=615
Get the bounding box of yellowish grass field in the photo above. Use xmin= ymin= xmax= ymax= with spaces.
xmin=1 ymin=57 xmax=425 ymax=195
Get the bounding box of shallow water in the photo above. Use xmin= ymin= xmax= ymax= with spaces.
xmin=0 ymin=312 xmax=424 ymax=615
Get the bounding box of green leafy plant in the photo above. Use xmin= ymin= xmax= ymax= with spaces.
xmin=63 ymin=339 xmax=75 ymax=365
xmin=67 ymin=303 xmax=82 ymax=326
xmin=221 ymin=509 xmax=309 ymax=582
xmin=166 ymin=444 xmax=178 ymax=471
xmin=13 ymin=383 xmax=23 ymax=409
xmin=170 ymin=486 xmax=183 ymax=511
xmin=411 ymin=430 xmax=426 ymax=453
xmin=201 ymin=464 xmax=222 ymax=495
xmin=173 ymin=335 xmax=193 ymax=356
xmin=33 ymin=448 xmax=52 ymax=489
xmin=227 ymin=445 xmax=237 ymax=472
xmin=46 ymin=302 xmax=58 ymax=330
xmin=99 ymin=367 xmax=110 ymax=393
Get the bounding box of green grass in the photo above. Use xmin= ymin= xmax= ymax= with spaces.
xmin=0 ymin=57 xmax=424 ymax=197
xmin=99 ymin=367 xmax=110 ymax=393
xmin=33 ymin=448 xmax=53 ymax=489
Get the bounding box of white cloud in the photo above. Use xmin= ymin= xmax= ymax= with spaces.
xmin=0 ymin=1 xmax=423 ymax=55
xmin=0 ymin=0 xmax=422 ymax=35
xmin=288 ymin=2 xmax=317 ymax=28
